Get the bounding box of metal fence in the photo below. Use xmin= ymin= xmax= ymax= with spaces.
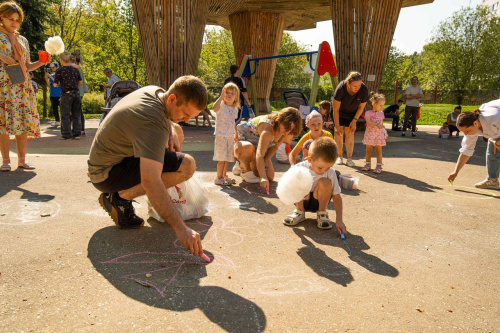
xmin=380 ymin=89 xmax=499 ymax=106
xmin=208 ymin=85 xmax=499 ymax=107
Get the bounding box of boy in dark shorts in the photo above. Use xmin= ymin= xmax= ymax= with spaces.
xmin=87 ymin=75 xmax=208 ymax=257
xmin=283 ymin=137 xmax=346 ymax=234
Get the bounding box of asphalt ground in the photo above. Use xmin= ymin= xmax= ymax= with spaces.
xmin=1 ymin=118 xmax=499 ymax=332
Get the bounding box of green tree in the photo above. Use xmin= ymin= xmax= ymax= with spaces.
xmin=380 ymin=47 xmax=407 ymax=90
xmin=424 ymin=6 xmax=500 ymax=102
xmin=272 ymin=32 xmax=310 ymax=89
xmin=197 ymin=27 xmax=235 ymax=87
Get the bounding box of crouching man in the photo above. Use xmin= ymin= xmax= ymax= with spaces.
xmin=87 ymin=75 xmax=207 ymax=256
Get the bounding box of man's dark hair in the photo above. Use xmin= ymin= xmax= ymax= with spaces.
xmin=230 ymin=65 xmax=239 ymax=76
xmin=397 ymin=99 xmax=404 ymax=103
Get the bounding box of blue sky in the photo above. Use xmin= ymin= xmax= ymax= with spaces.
xmin=287 ymin=0 xmax=482 ymax=54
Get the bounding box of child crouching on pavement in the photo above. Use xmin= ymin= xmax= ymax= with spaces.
xmin=283 ymin=137 xmax=346 ymax=233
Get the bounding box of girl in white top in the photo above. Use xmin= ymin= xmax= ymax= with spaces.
xmin=212 ymin=83 xmax=240 ymax=186
xmin=448 ymin=99 xmax=500 ymax=189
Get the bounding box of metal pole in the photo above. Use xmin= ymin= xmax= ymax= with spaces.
xmin=434 ymin=85 xmax=438 ymax=104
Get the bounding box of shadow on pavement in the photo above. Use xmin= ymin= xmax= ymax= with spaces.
xmin=293 ymin=225 xmax=398 ymax=287
xmin=219 ymin=182 xmax=279 ymax=215
xmin=0 ymin=170 xmax=55 ymax=202
xmin=88 ymin=217 xmax=266 ymax=333
xmin=352 ymin=168 xmax=440 ymax=192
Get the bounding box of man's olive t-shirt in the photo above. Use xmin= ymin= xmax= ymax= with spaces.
xmin=88 ymin=85 xmax=170 ymax=183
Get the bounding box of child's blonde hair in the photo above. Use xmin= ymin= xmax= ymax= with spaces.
xmin=222 ymin=82 xmax=240 ymax=108
xmin=309 ymin=137 xmax=338 ymax=164
xmin=368 ymin=91 xmax=385 ymax=109
xmin=59 ymin=50 xmax=71 ymax=63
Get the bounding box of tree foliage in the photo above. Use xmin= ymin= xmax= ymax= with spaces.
xmin=44 ymin=0 xmax=147 ymax=89
xmin=272 ymin=32 xmax=310 ymax=89
xmin=425 ymin=6 xmax=500 ymax=96
xmin=197 ymin=27 xmax=235 ymax=87
xmin=382 ymin=5 xmax=500 ymax=102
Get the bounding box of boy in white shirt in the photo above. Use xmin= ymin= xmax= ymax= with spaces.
xmin=283 ymin=137 xmax=346 ymax=233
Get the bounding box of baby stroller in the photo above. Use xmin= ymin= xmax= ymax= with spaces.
xmin=100 ymin=80 xmax=141 ymax=125
xmin=283 ymin=90 xmax=310 ymax=137
xmin=399 ymin=104 xmax=422 ymax=132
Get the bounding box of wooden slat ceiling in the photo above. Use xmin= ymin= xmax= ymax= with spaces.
xmin=208 ymin=0 xmax=433 ymax=31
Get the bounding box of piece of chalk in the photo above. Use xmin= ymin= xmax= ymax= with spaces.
xmin=450 ymin=180 xmax=453 ymax=187
xmin=340 ymin=232 xmax=346 ymax=240
xmin=201 ymin=253 xmax=211 ymax=262
xmin=266 ymin=190 xmax=269 ymax=196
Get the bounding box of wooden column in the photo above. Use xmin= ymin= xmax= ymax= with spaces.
xmin=330 ymin=0 xmax=403 ymax=92
xmin=229 ymin=11 xmax=285 ymax=113
xmin=131 ymin=0 xmax=209 ymax=88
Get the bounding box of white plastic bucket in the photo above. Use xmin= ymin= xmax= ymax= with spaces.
xmin=339 ymin=174 xmax=360 ymax=190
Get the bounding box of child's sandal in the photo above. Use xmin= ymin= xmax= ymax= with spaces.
xmin=224 ymin=176 xmax=236 ymax=184
xmin=361 ymin=161 xmax=371 ymax=171
xmin=373 ymin=163 xmax=383 ymax=174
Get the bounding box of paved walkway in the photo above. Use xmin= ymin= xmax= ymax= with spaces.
xmin=1 ymin=119 xmax=498 ymax=332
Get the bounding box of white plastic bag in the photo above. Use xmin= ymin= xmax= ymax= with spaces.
xmin=148 ymin=173 xmax=209 ymax=221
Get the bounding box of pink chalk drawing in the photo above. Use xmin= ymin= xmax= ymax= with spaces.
xmin=101 ymin=251 xmax=236 ymax=298
xmin=174 ymin=217 xmax=263 ymax=248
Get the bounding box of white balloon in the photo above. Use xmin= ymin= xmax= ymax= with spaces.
xmin=277 ymin=166 xmax=313 ymax=205
xmin=45 ymin=36 xmax=65 ymax=55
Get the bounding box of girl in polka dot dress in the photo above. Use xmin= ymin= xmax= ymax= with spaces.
xmin=362 ymin=92 xmax=387 ymax=174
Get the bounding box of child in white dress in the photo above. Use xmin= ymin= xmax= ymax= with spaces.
xmin=213 ymin=83 xmax=240 ymax=185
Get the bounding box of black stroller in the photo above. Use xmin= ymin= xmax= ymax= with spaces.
xmin=100 ymin=80 xmax=141 ymax=125
xmin=283 ymin=90 xmax=310 ymax=136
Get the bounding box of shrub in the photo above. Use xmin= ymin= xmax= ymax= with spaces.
xmin=36 ymin=91 xmax=105 ymax=118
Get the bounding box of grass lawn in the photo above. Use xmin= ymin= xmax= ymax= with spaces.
xmin=394 ymin=104 xmax=479 ymax=125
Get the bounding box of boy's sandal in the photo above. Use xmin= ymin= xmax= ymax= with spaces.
xmin=18 ymin=163 xmax=36 ymax=170
xmin=1 ymin=164 xmax=11 ymax=172
xmin=373 ymin=163 xmax=383 ymax=174
xmin=361 ymin=162 xmax=371 ymax=171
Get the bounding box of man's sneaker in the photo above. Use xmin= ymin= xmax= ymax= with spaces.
xmin=232 ymin=162 xmax=242 ymax=176
xmin=346 ymin=158 xmax=355 ymax=167
xmin=283 ymin=209 xmax=305 ymax=226
xmin=474 ymin=178 xmax=500 ymax=189
xmin=99 ymin=192 xmax=144 ymax=228
xmin=335 ymin=157 xmax=343 ymax=165
xmin=316 ymin=211 xmax=333 ymax=230
xmin=412 ymin=132 xmax=416 ymax=137
xmin=60 ymin=136 xmax=70 ymax=140
xmin=51 ymin=121 xmax=60 ymax=127
xmin=401 ymin=132 xmax=406 ymax=137
xmin=72 ymin=136 xmax=81 ymax=140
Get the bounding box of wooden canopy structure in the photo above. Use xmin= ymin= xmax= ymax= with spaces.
xmin=132 ymin=0 xmax=434 ymax=112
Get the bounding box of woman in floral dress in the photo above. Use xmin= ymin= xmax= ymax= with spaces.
xmin=0 ymin=2 xmax=49 ymax=172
